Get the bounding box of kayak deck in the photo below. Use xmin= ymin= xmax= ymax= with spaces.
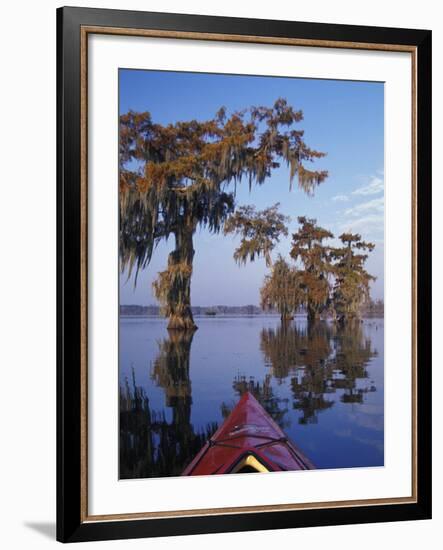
xmin=182 ymin=392 xmax=314 ymax=475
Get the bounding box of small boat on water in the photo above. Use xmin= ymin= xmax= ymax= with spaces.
xmin=182 ymin=392 xmax=314 ymax=475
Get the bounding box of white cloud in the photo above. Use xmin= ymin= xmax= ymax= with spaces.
xmin=331 ymin=194 xmax=349 ymax=202
xmin=352 ymin=176 xmax=384 ymax=196
xmin=339 ymin=214 xmax=384 ymax=235
xmin=345 ymin=196 xmax=384 ymax=217
xmin=339 ymin=194 xmax=384 ymax=238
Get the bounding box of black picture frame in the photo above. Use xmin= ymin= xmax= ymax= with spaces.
xmin=57 ymin=6 xmax=432 ymax=543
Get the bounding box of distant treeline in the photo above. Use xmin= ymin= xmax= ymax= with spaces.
xmin=120 ymin=300 xmax=383 ymax=318
xmin=361 ymin=299 xmax=384 ymax=317
xmin=120 ymin=304 xmax=263 ymax=316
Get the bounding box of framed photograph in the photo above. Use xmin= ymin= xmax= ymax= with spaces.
xmin=57 ymin=6 xmax=432 ymax=543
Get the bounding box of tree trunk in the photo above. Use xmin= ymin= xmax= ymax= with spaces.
xmin=166 ymin=228 xmax=197 ymax=331
xmin=338 ymin=312 xmax=359 ymax=326
xmin=307 ymin=304 xmax=320 ymax=324
xmin=280 ymin=311 xmax=294 ymax=323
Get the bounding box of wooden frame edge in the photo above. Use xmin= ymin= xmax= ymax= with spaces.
xmin=62 ymin=13 xmax=429 ymax=539
xmin=411 ymin=47 xmax=418 ymax=503
xmin=80 ymin=25 xmax=89 ymax=524
xmin=83 ymin=496 xmax=417 ymax=523
xmin=82 ymin=24 xmax=417 ymax=52
xmin=79 ymin=23 xmax=418 ymax=525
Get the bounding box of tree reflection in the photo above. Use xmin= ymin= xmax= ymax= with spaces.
xmin=288 ymin=323 xmax=335 ymax=424
xmin=221 ymin=374 xmax=290 ymax=429
xmin=119 ymin=368 xmax=155 ymax=479
xmin=261 ymin=321 xmax=333 ymax=381
xmin=330 ymin=321 xmax=377 ymax=404
xmin=119 ymin=330 xmax=217 ymax=479
xmin=260 ymin=321 xmax=377 ymax=424
xmin=151 ymin=329 xmax=195 ymax=428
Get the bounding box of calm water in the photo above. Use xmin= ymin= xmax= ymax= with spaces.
xmin=119 ymin=316 xmax=384 ymax=478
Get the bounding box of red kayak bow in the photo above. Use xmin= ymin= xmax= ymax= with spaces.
xmin=182 ymin=392 xmax=314 ymax=475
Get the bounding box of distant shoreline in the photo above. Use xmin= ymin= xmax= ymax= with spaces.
xmin=120 ymin=313 xmax=286 ymax=318
xmin=120 ymin=304 xmax=264 ymax=316
xmin=120 ymin=304 xmax=384 ymax=318
xmin=120 ymin=312 xmax=384 ymax=320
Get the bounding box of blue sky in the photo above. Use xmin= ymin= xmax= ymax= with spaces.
xmin=119 ymin=69 xmax=384 ymax=306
